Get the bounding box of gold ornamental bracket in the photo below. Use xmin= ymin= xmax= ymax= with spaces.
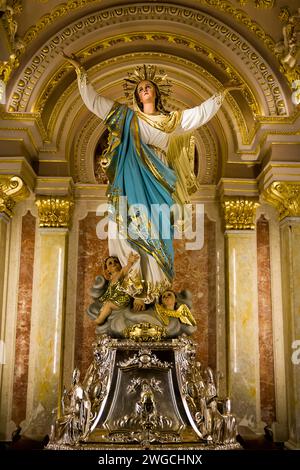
xmin=0 ymin=56 xmax=17 ymax=84
xmin=263 ymin=181 xmax=300 ymax=220
xmin=123 ymin=323 xmax=167 ymax=342
xmin=0 ymin=174 xmax=30 ymax=217
xmin=0 ymin=0 xmax=23 ymax=96
xmin=35 ymin=196 xmax=74 ymax=228
xmin=221 ymin=196 xmax=260 ymax=230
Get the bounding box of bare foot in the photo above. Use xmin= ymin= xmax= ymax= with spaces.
xmin=133 ymin=299 xmax=146 ymax=312
xmin=94 ymin=317 xmax=104 ymax=325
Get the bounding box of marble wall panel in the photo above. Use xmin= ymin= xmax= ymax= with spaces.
xmin=257 ymin=215 xmax=275 ymax=426
xmin=225 ymin=231 xmax=260 ymax=426
xmin=12 ymin=212 xmax=36 ymax=425
xmin=174 ymin=215 xmax=216 ymax=368
xmin=75 ymin=213 xmax=108 ymax=373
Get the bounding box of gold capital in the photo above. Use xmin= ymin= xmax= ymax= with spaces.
xmin=263 ymin=182 xmax=300 ymax=220
xmin=222 ymin=196 xmax=260 ymax=230
xmin=0 ymin=175 xmax=30 ymax=217
xmin=35 ymin=196 xmax=74 ymax=228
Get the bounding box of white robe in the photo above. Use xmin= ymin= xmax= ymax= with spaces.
xmin=77 ymin=74 xmax=224 ymax=301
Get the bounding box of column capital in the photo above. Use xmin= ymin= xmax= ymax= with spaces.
xmin=263 ymin=181 xmax=300 ymax=220
xmin=221 ymin=196 xmax=260 ymax=230
xmin=258 ymin=162 xmax=300 ymax=193
xmin=0 ymin=175 xmax=30 ymax=217
xmin=35 ymin=196 xmax=74 ymax=229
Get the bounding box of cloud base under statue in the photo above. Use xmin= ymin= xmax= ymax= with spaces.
xmin=87 ymin=275 xmax=197 ymax=338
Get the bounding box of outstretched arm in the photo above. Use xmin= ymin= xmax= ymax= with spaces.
xmin=120 ymin=252 xmax=140 ymax=277
xmin=62 ymin=51 xmax=114 ymax=120
xmin=177 ymin=81 xmax=244 ymax=133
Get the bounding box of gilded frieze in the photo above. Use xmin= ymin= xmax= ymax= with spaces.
xmin=22 ymin=0 xmax=100 ymax=45
xmin=9 ymin=5 xmax=283 ymax=118
xmin=22 ymin=1 xmax=275 ymax=55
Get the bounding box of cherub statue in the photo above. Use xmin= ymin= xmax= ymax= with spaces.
xmin=276 ymin=7 xmax=300 ymax=69
xmin=95 ymin=252 xmax=139 ymax=325
xmin=154 ymin=289 xmax=196 ymax=327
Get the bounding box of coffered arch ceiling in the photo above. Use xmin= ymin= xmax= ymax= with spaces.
xmin=1 ymin=1 xmax=299 ymax=185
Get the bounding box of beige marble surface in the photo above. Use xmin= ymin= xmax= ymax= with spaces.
xmin=0 ymin=214 xmax=10 ymax=438
xmin=25 ymin=229 xmax=68 ymax=439
xmin=0 ymin=214 xmax=9 ymax=342
xmin=267 ymin=205 xmax=288 ymax=442
xmin=280 ymin=219 xmax=300 ymax=449
xmin=225 ymin=231 xmax=261 ymax=429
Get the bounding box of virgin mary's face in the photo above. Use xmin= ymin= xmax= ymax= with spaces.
xmin=137 ymin=80 xmax=156 ymax=105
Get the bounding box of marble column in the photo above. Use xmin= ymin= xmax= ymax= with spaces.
xmin=264 ymin=182 xmax=300 ymax=449
xmin=222 ymin=196 xmax=262 ymax=430
xmin=0 ymin=213 xmax=10 ymax=379
xmin=24 ymin=196 xmax=73 ymax=440
xmin=0 ymin=176 xmax=29 ymax=439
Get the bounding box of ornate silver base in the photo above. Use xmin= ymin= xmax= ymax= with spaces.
xmin=48 ymin=335 xmax=240 ymax=450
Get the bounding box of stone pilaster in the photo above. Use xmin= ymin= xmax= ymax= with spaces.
xmin=221 ymin=195 xmax=262 ymax=430
xmin=24 ymin=196 xmax=73 ymax=439
xmin=264 ymin=181 xmax=300 ymax=449
xmin=0 ymin=175 xmax=29 ymax=439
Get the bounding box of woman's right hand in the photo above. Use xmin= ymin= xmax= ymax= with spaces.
xmin=62 ymin=51 xmax=82 ymax=69
xmin=222 ymin=79 xmax=245 ymax=92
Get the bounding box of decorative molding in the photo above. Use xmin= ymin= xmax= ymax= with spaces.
xmin=35 ymin=196 xmax=74 ymax=228
xmin=263 ymin=182 xmax=300 ymax=220
xmin=9 ymin=5 xmax=284 ymax=117
xmin=238 ymin=0 xmax=274 ymax=7
xmin=21 ymin=1 xmax=276 ymax=57
xmin=0 ymin=174 xmax=29 ymax=217
xmin=22 ymin=0 xmax=100 ymax=46
xmin=74 ymin=113 xmax=103 ymax=183
xmin=0 ymin=110 xmax=48 ymax=142
xmin=221 ymin=196 xmax=260 ymax=230
xmin=255 ymin=0 xmax=274 ymax=7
